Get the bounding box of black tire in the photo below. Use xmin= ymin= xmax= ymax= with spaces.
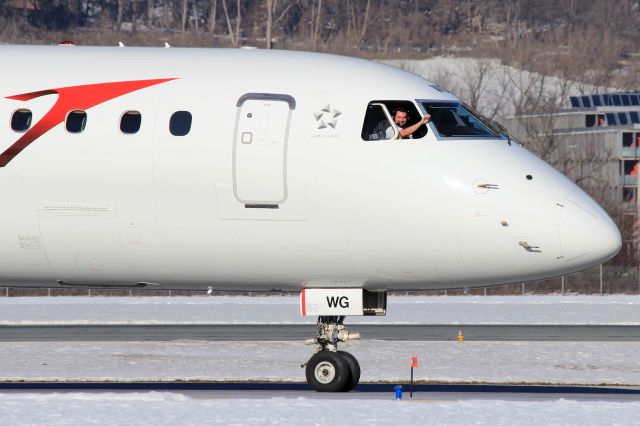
xmin=338 ymin=351 xmax=361 ymax=392
xmin=305 ymin=351 xmax=349 ymax=392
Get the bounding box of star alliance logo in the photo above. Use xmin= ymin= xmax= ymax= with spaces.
xmin=313 ymin=104 xmax=341 ymax=129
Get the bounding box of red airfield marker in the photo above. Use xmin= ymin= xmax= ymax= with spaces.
xmin=410 ymin=356 xmax=419 ymax=398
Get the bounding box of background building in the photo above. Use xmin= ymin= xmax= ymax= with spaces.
xmin=504 ymin=93 xmax=640 ymax=293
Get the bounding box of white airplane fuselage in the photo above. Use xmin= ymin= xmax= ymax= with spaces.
xmin=0 ymin=45 xmax=621 ymax=292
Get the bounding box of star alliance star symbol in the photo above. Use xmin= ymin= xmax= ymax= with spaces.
xmin=313 ymin=104 xmax=341 ymax=130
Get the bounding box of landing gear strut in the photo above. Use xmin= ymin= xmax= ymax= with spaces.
xmin=304 ymin=316 xmax=361 ymax=392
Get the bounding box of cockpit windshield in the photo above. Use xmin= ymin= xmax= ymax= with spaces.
xmin=420 ymin=102 xmax=500 ymax=138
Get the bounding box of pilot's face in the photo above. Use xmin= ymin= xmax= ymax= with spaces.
xmin=394 ymin=111 xmax=408 ymax=127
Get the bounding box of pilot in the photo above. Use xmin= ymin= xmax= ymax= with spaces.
xmin=386 ymin=108 xmax=431 ymax=139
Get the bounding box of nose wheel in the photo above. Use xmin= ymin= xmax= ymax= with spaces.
xmin=305 ymin=350 xmax=361 ymax=392
xmin=304 ymin=316 xmax=361 ymax=392
xmin=337 ymin=350 xmax=361 ymax=392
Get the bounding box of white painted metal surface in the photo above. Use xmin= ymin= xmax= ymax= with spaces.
xmin=0 ymin=45 xmax=622 ymax=291
xmin=233 ymin=95 xmax=291 ymax=204
xmin=301 ymin=289 xmax=364 ymax=316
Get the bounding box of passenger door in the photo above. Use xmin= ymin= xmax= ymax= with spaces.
xmin=233 ymin=93 xmax=296 ymax=205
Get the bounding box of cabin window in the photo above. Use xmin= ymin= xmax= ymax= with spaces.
xmin=11 ymin=109 xmax=32 ymax=132
xmin=66 ymin=110 xmax=87 ymax=133
xmin=170 ymin=111 xmax=192 ymax=136
xmin=361 ymin=100 xmax=426 ymax=141
xmin=421 ymin=102 xmax=498 ymax=138
xmin=120 ymin=111 xmax=142 ymax=134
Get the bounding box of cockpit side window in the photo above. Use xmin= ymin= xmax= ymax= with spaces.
xmin=361 ymin=103 xmax=396 ymax=141
xmin=421 ymin=102 xmax=499 ymax=138
xmin=361 ymin=100 xmax=427 ymax=141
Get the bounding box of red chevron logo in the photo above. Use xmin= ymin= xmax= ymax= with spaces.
xmin=1 ymin=78 xmax=176 ymax=167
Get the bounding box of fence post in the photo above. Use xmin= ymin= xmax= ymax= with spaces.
xmin=561 ymin=276 xmax=565 ymax=295
xmin=599 ymin=264 xmax=603 ymax=295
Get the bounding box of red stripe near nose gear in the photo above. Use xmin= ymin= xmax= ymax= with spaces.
xmin=301 ymin=289 xmax=306 ymax=316
xmin=0 ymin=78 xmax=176 ymax=167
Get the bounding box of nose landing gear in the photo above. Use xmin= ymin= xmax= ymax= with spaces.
xmin=304 ymin=316 xmax=361 ymax=392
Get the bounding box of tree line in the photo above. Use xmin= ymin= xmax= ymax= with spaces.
xmin=1 ymin=1 xmax=638 ymax=56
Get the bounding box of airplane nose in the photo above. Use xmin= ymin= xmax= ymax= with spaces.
xmin=559 ymin=191 xmax=622 ymax=266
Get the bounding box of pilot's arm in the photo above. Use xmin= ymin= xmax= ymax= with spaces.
xmin=399 ymin=114 xmax=431 ymax=139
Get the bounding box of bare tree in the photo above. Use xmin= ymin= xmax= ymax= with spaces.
xmin=265 ymin=0 xmax=273 ymax=48
xmin=162 ymin=0 xmax=171 ymax=30
xmin=117 ymin=0 xmax=124 ymax=30
xmin=273 ymin=0 xmax=299 ymax=26
xmin=346 ymin=0 xmax=371 ymax=47
xmin=131 ymin=0 xmax=138 ymax=36
xmin=310 ymin=0 xmax=322 ymax=50
xmin=456 ymin=58 xmax=492 ymax=111
xmin=208 ymin=0 xmax=218 ymax=34
xmin=504 ymin=0 xmax=523 ymax=48
xmin=221 ymin=0 xmax=235 ymax=45
xmin=193 ymin=0 xmax=199 ymax=31
xmin=147 ymin=0 xmax=153 ymax=28
xmin=181 ymin=0 xmax=187 ymax=32
xmin=235 ymin=0 xmax=241 ymax=45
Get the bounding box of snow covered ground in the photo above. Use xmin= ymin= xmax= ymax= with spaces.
xmin=0 ymin=392 xmax=640 ymax=426
xmin=1 ymin=392 xmax=638 ymax=426
xmin=1 ymin=340 xmax=638 ymax=386
xmin=1 ymin=295 xmax=638 ymax=425
xmin=0 ymin=295 xmax=639 ymax=325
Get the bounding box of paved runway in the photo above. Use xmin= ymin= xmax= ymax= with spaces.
xmin=0 ymin=324 xmax=638 ymax=341
xmin=0 ymin=382 xmax=638 ymax=400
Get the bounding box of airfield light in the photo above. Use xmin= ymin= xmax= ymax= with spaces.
xmin=394 ymin=385 xmax=403 ymax=401
xmin=409 ymin=356 xmax=419 ymax=398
